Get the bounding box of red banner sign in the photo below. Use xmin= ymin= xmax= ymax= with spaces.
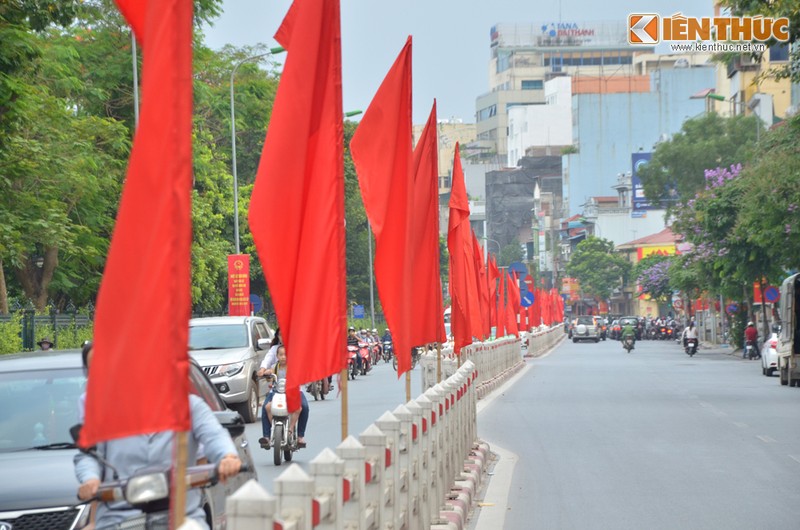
xmin=227 ymin=254 xmax=251 ymax=316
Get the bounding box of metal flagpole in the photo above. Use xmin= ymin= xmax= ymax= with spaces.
xmin=131 ymin=33 xmax=139 ymax=126
xmin=368 ymin=227 xmax=375 ymax=328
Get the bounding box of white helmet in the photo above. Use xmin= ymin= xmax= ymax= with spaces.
xmin=747 ymin=321 xmax=754 ymax=326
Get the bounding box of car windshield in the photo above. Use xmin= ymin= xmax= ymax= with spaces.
xmin=0 ymin=367 xmax=84 ymax=452
xmin=189 ymin=324 xmax=248 ymax=350
xmin=576 ymin=317 xmax=593 ymax=325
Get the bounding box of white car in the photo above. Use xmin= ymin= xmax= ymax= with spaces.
xmin=761 ymin=324 xmax=781 ymax=377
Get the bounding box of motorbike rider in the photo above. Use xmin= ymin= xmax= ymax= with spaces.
xmin=682 ymin=320 xmax=698 ymax=347
xmin=75 ymin=344 xmax=242 ymax=530
xmin=347 ymin=326 xmax=362 ymax=371
xmin=382 ymin=327 xmax=392 ymax=343
xmin=621 ymin=321 xmax=637 ymax=349
xmin=744 ymin=321 xmax=760 ymax=359
xmin=257 ymin=344 xmax=309 ymax=449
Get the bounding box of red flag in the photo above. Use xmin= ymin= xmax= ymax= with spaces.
xmin=80 ymin=0 xmax=193 ymax=447
xmin=350 ymin=38 xmax=414 ymax=376
xmin=488 ymin=255 xmax=499 ymax=332
xmin=505 ymin=271 xmax=520 ymax=337
xmin=409 ymin=101 xmax=446 ymax=346
xmin=249 ymin=0 xmax=345 ymax=412
xmin=447 ymin=144 xmax=479 ymax=354
xmin=497 ymin=270 xmax=506 ymax=338
xmin=471 ymin=231 xmax=490 ymax=340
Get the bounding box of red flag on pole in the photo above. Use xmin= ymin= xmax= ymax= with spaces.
xmin=409 ymin=101 xmax=446 ymax=346
xmin=497 ymin=269 xmax=506 ymax=339
xmin=505 ymin=271 xmax=520 ymax=337
xmin=350 ymin=38 xmax=414 ymax=376
xmin=488 ymin=255 xmax=499 ymax=332
xmin=471 ymin=231 xmax=490 ymax=340
xmin=80 ymin=0 xmax=193 ymax=448
xmin=447 ymin=144 xmax=478 ymax=354
xmin=249 ymin=0 xmax=346 ymax=412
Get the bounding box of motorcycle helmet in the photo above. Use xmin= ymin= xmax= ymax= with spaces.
xmin=747 ymin=321 xmax=754 ymax=326
xmin=348 ymin=326 xmax=355 ymax=332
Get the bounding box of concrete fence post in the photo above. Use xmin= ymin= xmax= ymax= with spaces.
xmin=309 ymin=448 xmax=346 ymax=530
xmin=335 ymin=435 xmax=367 ymax=529
xmin=392 ymin=403 xmax=413 ymax=529
xmin=374 ymin=411 xmax=402 ymax=530
xmin=274 ymin=464 xmax=315 ymax=530
xmin=226 ymin=479 xmax=276 ymax=530
xmin=405 ymin=399 xmax=424 ymax=530
xmin=424 ymin=384 xmax=445 ymax=521
xmin=414 ymin=392 xmax=434 ymax=530
xmin=359 ymin=424 xmax=388 ymax=529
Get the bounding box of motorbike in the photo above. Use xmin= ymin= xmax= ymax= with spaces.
xmin=69 ymin=425 xmax=248 ymax=530
xmin=622 ymin=335 xmax=635 ymax=353
xmin=369 ymin=341 xmax=382 ymax=366
xmin=744 ymin=340 xmax=758 ymax=360
xmin=382 ymin=340 xmax=393 ymax=363
xmin=358 ymin=340 xmax=372 ymax=375
xmin=267 ymin=375 xmax=301 ymax=466
xmin=685 ymin=337 xmax=698 ymax=357
xmin=392 ymin=347 xmax=421 ymax=371
xmin=306 ymin=378 xmax=329 ymax=401
xmin=347 ymin=345 xmax=359 ymax=380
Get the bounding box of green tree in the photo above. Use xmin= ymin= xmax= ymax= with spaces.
xmin=498 ymin=243 xmax=523 ymax=267
xmin=565 ymin=237 xmax=630 ymax=301
xmin=638 ymin=113 xmax=758 ymax=209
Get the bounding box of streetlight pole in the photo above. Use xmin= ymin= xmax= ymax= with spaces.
xmin=230 ymin=47 xmax=285 ymax=254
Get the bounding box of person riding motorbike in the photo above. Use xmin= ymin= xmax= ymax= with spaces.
xmin=382 ymin=328 xmax=392 ymax=343
xmin=621 ymin=321 xmax=636 ymax=350
xmin=74 ymin=343 xmax=242 ymax=530
xmin=257 ymin=344 xmax=309 ymax=449
xmin=347 ymin=326 xmax=362 ymax=372
xmin=744 ymin=321 xmax=760 ymax=359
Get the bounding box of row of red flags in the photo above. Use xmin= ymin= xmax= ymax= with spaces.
xmin=79 ymin=0 xmax=563 ymax=448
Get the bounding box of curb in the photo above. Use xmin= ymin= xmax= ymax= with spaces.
xmin=433 ymin=441 xmax=491 ymax=530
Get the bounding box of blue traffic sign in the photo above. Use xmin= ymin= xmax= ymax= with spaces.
xmin=726 ymin=303 xmax=739 ymax=315
xmin=509 ymin=261 xmax=528 ymax=278
xmin=521 ymin=291 xmax=535 ymax=307
xmin=764 ymin=286 xmax=780 ymax=303
xmin=353 ymin=305 xmax=365 ymax=319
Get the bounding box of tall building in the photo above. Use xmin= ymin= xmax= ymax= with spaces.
xmin=475 ymin=21 xmax=655 ymax=160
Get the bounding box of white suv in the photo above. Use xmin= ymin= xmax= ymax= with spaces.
xmin=572 ymin=315 xmax=601 ymax=343
xmin=189 ymin=316 xmax=274 ymax=422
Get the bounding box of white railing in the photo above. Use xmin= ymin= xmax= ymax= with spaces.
xmin=207 ymin=326 xmax=564 ymax=530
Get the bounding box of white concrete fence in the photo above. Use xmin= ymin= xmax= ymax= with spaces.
xmin=200 ymin=326 xmax=563 ymax=530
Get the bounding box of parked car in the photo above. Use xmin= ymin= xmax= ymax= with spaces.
xmin=0 ymin=350 xmax=257 ymax=530
xmin=762 ymin=323 xmax=781 ymax=377
xmin=609 ymin=320 xmax=621 ymax=341
xmin=572 ymin=315 xmax=600 ymax=343
xmin=189 ymin=316 xmax=274 ymax=423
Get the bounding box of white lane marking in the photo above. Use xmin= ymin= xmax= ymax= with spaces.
xmin=756 ymin=435 xmax=777 ymax=443
xmin=789 ymin=455 xmax=800 ymax=465
xmin=733 ymin=422 xmax=748 ymax=429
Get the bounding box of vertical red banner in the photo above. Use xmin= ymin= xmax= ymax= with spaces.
xmin=227 ymin=254 xmax=251 ymax=316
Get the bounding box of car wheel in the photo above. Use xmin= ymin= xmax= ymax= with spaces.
xmin=780 ymin=366 xmax=789 ymax=386
xmin=767 ymin=368 xmax=775 ymax=377
xmin=572 ymin=338 xmax=578 ymax=343
xmin=595 ymin=338 xmax=600 ymax=343
xmin=234 ymin=383 xmax=259 ymax=423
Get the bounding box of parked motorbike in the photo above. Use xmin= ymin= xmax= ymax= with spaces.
xmin=685 ymin=337 xmax=698 ymax=357
xmin=382 ymin=340 xmax=393 ymax=363
xmin=267 ymin=375 xmax=302 ymax=466
xmin=622 ymin=335 xmax=635 ymax=353
xmin=347 ymin=345 xmax=359 ymax=380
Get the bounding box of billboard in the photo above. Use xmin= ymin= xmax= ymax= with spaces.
xmin=631 ymin=152 xmax=653 ymax=212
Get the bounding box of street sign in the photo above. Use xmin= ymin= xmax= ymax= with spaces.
xmin=509 ymin=262 xmax=528 ymax=278
xmin=672 ymin=298 xmax=683 ymax=310
xmin=249 ymin=294 xmax=263 ymax=314
xmin=521 ymin=291 xmax=535 ymax=307
xmin=353 ymin=305 xmax=365 ymax=319
xmin=726 ymin=303 xmax=739 ymax=315
xmin=764 ymin=286 xmax=780 ymax=303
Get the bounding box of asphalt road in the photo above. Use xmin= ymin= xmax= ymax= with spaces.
xmin=475 ymin=337 xmax=800 ymax=530
xmin=243 ymin=356 xmax=425 ymax=486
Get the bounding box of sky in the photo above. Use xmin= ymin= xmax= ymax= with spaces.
xmin=202 ymin=1 xmax=715 ymax=124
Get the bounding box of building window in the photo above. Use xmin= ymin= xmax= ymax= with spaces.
xmin=477 ymin=105 xmax=497 ymax=122
xmin=770 ymin=43 xmax=789 ymax=62
xmin=521 ymin=79 xmax=544 ymax=90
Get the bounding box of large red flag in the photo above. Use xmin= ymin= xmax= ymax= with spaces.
xmin=409 ymin=100 xmax=446 ymax=346
xmin=497 ymin=270 xmax=506 ymax=338
xmin=447 ymin=144 xmax=477 ymax=354
xmin=80 ymin=0 xmax=193 ymax=447
xmin=350 ymin=38 xmax=414 ymax=376
xmin=249 ymin=0 xmax=345 ymax=411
